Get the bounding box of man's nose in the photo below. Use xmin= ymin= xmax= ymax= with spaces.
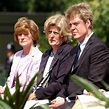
xmin=70 ymin=24 xmax=75 ymax=30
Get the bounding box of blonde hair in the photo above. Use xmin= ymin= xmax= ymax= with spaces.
xmin=65 ymin=2 xmax=93 ymax=29
xmin=14 ymin=17 xmax=39 ymax=44
xmin=44 ymin=14 xmax=72 ymax=43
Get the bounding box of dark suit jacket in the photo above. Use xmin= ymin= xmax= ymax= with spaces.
xmin=58 ymin=33 xmax=109 ymax=103
xmin=35 ymin=43 xmax=73 ymax=100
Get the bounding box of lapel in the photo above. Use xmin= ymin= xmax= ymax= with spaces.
xmin=75 ymin=34 xmax=95 ymax=68
xmin=41 ymin=43 xmax=69 ymax=72
xmin=37 ymin=44 xmax=67 ymax=85
xmin=37 ymin=50 xmax=50 ymax=81
xmin=49 ymin=54 xmax=59 ymax=71
xmin=17 ymin=49 xmax=36 ymax=76
xmin=49 ymin=43 xmax=68 ymax=71
xmin=66 ymin=46 xmax=78 ymax=73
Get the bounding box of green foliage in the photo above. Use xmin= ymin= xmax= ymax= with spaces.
xmin=102 ymin=81 xmax=109 ymax=91
xmin=38 ymin=33 xmax=50 ymax=53
xmin=0 ymin=101 xmax=12 ymax=109
xmin=0 ymin=73 xmax=35 ymax=109
xmin=88 ymin=0 xmax=109 ymax=46
xmin=71 ymin=74 xmax=109 ymax=108
xmin=0 ymin=68 xmax=7 ymax=86
xmin=40 ymin=104 xmax=50 ymax=109
xmin=0 ymin=72 xmax=50 ymax=109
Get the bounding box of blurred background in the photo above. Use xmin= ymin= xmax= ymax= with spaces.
xmin=0 ymin=0 xmax=109 ymax=85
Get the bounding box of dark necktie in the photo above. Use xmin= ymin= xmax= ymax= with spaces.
xmin=73 ymin=45 xmax=81 ymax=67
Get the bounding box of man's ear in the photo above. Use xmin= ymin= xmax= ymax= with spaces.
xmin=86 ymin=19 xmax=91 ymax=29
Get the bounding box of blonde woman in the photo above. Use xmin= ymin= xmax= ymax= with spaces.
xmin=28 ymin=14 xmax=73 ymax=101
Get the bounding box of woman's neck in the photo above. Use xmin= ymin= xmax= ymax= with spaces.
xmin=22 ymin=45 xmax=35 ymax=56
xmin=52 ymin=44 xmax=61 ymax=53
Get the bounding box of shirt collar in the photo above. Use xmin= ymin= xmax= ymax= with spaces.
xmin=79 ymin=32 xmax=93 ymax=50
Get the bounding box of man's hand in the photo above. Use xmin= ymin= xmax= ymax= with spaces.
xmin=49 ymin=97 xmax=65 ymax=108
xmin=28 ymin=92 xmax=37 ymax=100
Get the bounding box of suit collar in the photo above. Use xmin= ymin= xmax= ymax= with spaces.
xmin=75 ymin=33 xmax=96 ymax=68
xmin=50 ymin=43 xmax=68 ymax=69
xmin=40 ymin=43 xmax=67 ymax=73
xmin=65 ymin=47 xmax=78 ymax=73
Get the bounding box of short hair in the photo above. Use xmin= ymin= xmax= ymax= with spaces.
xmin=14 ymin=17 xmax=39 ymax=44
xmin=44 ymin=14 xmax=72 ymax=43
xmin=65 ymin=2 xmax=93 ymax=29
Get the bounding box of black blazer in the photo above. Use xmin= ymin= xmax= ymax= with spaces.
xmin=35 ymin=43 xmax=73 ymax=100
xmin=58 ymin=33 xmax=109 ymax=102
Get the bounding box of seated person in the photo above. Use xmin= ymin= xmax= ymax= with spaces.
xmin=0 ymin=17 xmax=42 ymax=95
xmin=28 ymin=14 xmax=73 ymax=101
xmin=49 ymin=2 xmax=109 ymax=109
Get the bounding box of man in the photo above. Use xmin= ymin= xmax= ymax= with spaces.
xmin=49 ymin=2 xmax=109 ymax=109
xmin=5 ymin=42 xmax=15 ymax=77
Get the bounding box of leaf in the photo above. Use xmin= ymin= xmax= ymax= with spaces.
xmin=0 ymin=71 xmax=50 ymax=109
xmin=40 ymin=104 xmax=50 ymax=109
xmin=3 ymin=84 xmax=14 ymax=107
xmin=20 ymin=72 xmax=39 ymax=108
xmin=101 ymin=81 xmax=109 ymax=90
xmin=0 ymin=100 xmax=12 ymax=109
xmin=71 ymin=75 xmax=109 ymax=104
xmin=0 ymin=72 xmax=39 ymax=109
